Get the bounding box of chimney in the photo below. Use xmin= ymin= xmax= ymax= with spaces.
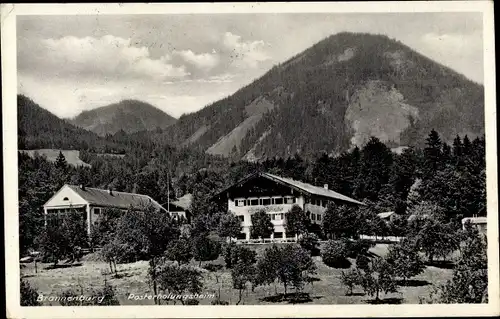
xmin=324 ymin=184 xmax=328 ymax=190
xmin=80 ymin=184 xmax=85 ymax=191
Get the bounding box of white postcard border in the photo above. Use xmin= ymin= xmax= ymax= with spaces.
xmin=2 ymin=2 xmax=498 ymax=318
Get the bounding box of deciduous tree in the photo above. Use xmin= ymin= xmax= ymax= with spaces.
xmin=250 ymin=209 xmax=274 ymax=240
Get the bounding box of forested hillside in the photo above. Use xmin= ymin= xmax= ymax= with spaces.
xmin=18 ymin=95 xmax=126 ymax=153
xmin=159 ymin=32 xmax=484 ymax=160
xmin=70 ymin=100 xmax=176 ymax=136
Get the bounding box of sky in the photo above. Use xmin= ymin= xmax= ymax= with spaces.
xmin=17 ymin=12 xmax=484 ymax=119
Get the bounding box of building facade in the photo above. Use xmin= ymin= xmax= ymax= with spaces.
xmin=43 ymin=184 xmax=173 ymax=237
xmin=214 ymin=172 xmax=365 ymax=241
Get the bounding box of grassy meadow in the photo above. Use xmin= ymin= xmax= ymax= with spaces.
xmin=20 ymin=244 xmax=454 ymax=306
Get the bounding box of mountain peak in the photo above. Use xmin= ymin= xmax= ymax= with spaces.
xmin=71 ymin=99 xmax=177 ymax=136
xmin=161 ymin=32 xmax=484 ymax=160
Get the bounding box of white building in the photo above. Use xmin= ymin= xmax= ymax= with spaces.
xmin=165 ymin=193 xmax=192 ymax=221
xmin=43 ymin=184 xmax=170 ymax=237
xmin=213 ymin=172 xmax=365 ymax=241
xmin=462 ymin=216 xmax=487 ymax=235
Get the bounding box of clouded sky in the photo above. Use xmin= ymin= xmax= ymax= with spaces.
xmin=17 ymin=12 xmax=483 ymax=119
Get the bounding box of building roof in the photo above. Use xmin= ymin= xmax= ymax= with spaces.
xmin=377 ymin=211 xmax=395 ymax=219
xmin=215 ymin=172 xmax=365 ymax=206
xmin=48 ymin=184 xmax=166 ymax=212
xmin=171 ymin=194 xmax=192 ymax=211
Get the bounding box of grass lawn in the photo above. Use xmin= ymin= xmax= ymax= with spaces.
xmin=20 ymin=244 xmax=454 ymax=306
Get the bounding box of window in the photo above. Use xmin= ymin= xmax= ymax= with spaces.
xmin=273 ymin=232 xmax=283 ymax=239
xmin=237 ymin=233 xmax=247 ymax=240
xmin=285 ymin=197 xmax=295 ymax=204
xmin=271 ymin=214 xmax=276 ymax=220
xmin=261 ymin=198 xmax=271 ymax=206
xmin=63 ymin=197 xmax=69 ymax=201
xmin=237 ymin=215 xmax=244 ymax=222
xmin=311 ymin=214 xmax=316 ymax=221
xmin=235 ymin=199 xmax=245 ymax=207
xmin=317 ymin=214 xmax=322 ymax=221
xmin=322 ymin=200 xmax=327 ymax=208
xmin=250 ymin=199 xmax=259 ymax=206
xmin=94 ymin=208 xmax=101 ymax=215
xmin=274 ymin=197 xmax=284 ymax=205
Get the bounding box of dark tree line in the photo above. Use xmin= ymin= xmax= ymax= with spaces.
xmin=19 ymin=128 xmax=485 ymax=258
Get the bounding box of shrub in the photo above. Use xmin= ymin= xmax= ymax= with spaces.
xmin=91 ymin=281 xmax=120 ymax=306
xmin=321 ymin=240 xmax=351 ymax=269
xmin=298 ymin=233 xmax=320 ymax=256
xmin=355 ymin=254 xmax=371 ymax=271
xmin=203 ymin=263 xmax=224 ymax=272
xmin=345 ymin=239 xmax=374 ymax=259
xmin=20 ymin=279 xmax=41 ymax=306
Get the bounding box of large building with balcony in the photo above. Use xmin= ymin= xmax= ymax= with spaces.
xmin=213 ymin=172 xmax=365 ymax=241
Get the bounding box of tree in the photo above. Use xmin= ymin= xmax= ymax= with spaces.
xmin=341 ymin=268 xmax=363 ymax=295
xmin=231 ymin=260 xmax=257 ymax=304
xmin=422 ymin=129 xmax=443 ymax=178
xmin=386 ymin=147 xmax=420 ymax=214
xmin=284 ymin=205 xmax=310 ymax=236
xmin=55 ymin=151 xmax=68 ymax=170
xmin=321 ymin=240 xmax=351 ymax=269
xmin=165 ymin=237 xmax=193 ymax=265
xmin=155 ymin=264 xmax=204 ymax=305
xmin=255 ymin=245 xmax=316 ymax=296
xmin=217 ymin=213 xmax=242 ymax=241
xmin=386 ymin=239 xmax=425 ymax=284
xmin=439 ymin=223 xmax=488 ymax=303
xmin=323 ymin=204 xmax=360 ymax=239
xmin=358 ymin=257 xmax=398 ymax=302
xmin=113 ymin=204 xmax=180 ymax=304
xmin=277 ymin=245 xmax=317 ymax=295
xmin=91 ymin=208 xmax=122 ymax=248
xmin=406 ymin=204 xmax=460 ymax=263
xmin=353 ymin=137 xmax=393 ymax=201
xmin=223 ymin=242 xmax=257 ymax=269
xmin=387 ymin=213 xmax=408 ymax=238
xmin=192 ymin=235 xmax=221 ymax=266
xmin=250 ymin=209 xmax=274 ymax=239
xmin=100 ymin=239 xmax=123 ymax=276
xmin=40 ymin=209 xmax=87 ymax=266
xmin=20 ymin=279 xmax=41 ymax=306
xmin=255 ymin=245 xmax=281 ymax=294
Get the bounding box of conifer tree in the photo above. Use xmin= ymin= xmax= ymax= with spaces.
xmin=55 ymin=151 xmax=67 ymax=170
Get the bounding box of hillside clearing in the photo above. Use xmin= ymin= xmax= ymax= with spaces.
xmin=20 ymin=149 xmax=91 ymax=167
